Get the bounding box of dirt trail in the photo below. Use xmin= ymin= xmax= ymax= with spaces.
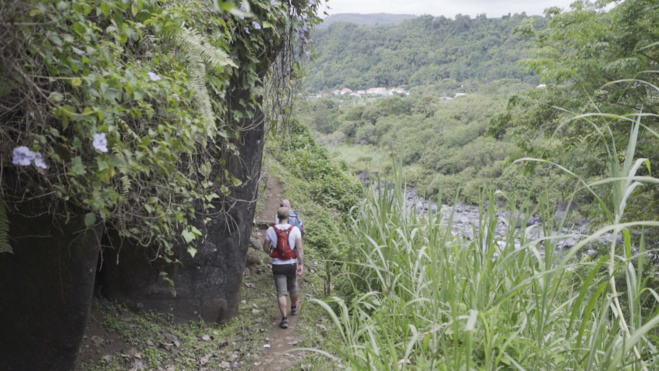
xmin=251 ymin=170 xmax=305 ymax=371
xmin=255 ymin=171 xmax=285 ymax=225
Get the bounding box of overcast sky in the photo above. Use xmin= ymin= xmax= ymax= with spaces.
xmin=319 ymin=0 xmax=577 ymax=18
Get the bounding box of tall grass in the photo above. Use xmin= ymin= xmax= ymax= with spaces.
xmin=308 ymin=118 xmax=659 ymax=369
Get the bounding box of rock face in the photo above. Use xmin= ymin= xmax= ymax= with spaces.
xmin=100 ymin=94 xmax=266 ymax=323
xmin=0 ymin=211 xmax=101 ymax=371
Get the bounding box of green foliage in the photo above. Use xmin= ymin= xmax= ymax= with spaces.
xmin=275 ymin=119 xmax=364 ymax=214
xmin=299 ymin=91 xmax=568 ymax=206
xmin=489 ymin=0 xmax=659 ymax=221
xmin=312 ymin=167 xmax=659 ymax=369
xmin=0 ymin=0 xmax=319 ymax=255
xmin=267 ymin=118 xmax=363 ymax=259
xmin=304 ymin=13 xmax=547 ymax=91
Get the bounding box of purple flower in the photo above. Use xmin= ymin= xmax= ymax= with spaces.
xmin=173 ymin=93 xmax=180 ymax=102
xmin=245 ymin=27 xmax=250 ymax=34
xmin=252 ymin=21 xmax=261 ymax=30
xmin=34 ymin=152 xmax=48 ymax=169
xmin=12 ymin=146 xmax=36 ymax=166
xmin=239 ymin=1 xmax=248 ymax=18
xmin=147 ymin=72 xmax=161 ymax=81
xmin=270 ymin=0 xmax=277 ymax=5
xmin=93 ymin=133 xmax=108 ymax=153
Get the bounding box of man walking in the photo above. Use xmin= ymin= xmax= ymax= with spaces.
xmin=263 ymin=207 xmax=304 ymax=329
xmin=276 ymin=199 xmax=305 ymax=237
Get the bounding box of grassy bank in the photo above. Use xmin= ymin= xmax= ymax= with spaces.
xmin=310 ymin=119 xmax=659 ymax=369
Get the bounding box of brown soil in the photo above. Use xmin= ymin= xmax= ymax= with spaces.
xmin=254 ymin=169 xmax=286 ymax=224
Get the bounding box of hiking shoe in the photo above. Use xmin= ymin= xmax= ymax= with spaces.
xmin=280 ymin=317 xmax=289 ymax=329
xmin=291 ymin=300 xmax=300 ymax=316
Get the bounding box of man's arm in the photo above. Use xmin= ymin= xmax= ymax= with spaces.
xmin=295 ymin=237 xmax=304 ymax=276
xmin=262 ymin=230 xmax=273 ymax=255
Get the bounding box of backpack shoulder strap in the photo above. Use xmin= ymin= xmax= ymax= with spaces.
xmin=274 ymin=225 xmax=291 ymax=235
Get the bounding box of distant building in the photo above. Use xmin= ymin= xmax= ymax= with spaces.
xmin=389 ymin=87 xmax=409 ymax=96
xmin=356 ymin=90 xmax=367 ymax=95
xmin=332 ymin=89 xmax=341 ymax=95
xmin=454 ymin=93 xmax=467 ymax=98
xmin=367 ymin=87 xmax=388 ymax=97
xmin=340 ymin=88 xmax=354 ymax=95
xmin=536 ymin=84 xmax=547 ymax=89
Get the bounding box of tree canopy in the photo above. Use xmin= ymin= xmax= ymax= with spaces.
xmin=304 ymin=13 xmax=549 ymax=91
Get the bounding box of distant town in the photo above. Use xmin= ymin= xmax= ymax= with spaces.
xmin=308 ymin=87 xmax=469 ymax=100
xmin=308 ymin=83 xmax=548 ymax=100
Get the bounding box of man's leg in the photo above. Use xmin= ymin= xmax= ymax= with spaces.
xmin=289 ymin=266 xmax=300 ymax=315
xmin=273 ymin=268 xmax=289 ymax=320
xmin=290 ymin=290 xmax=298 ymax=309
xmin=277 ymin=294 xmax=289 ymax=318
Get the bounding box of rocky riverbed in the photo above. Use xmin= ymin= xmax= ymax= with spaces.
xmin=405 ymin=188 xmax=622 ymax=255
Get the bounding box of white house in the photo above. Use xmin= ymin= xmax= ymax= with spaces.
xmin=367 ymin=87 xmax=388 ymax=96
xmin=340 ymin=88 xmax=354 ymax=95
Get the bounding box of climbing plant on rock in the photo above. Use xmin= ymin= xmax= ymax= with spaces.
xmin=0 ymin=0 xmax=321 ymax=254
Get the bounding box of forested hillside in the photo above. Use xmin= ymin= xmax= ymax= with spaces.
xmin=304 ymin=13 xmax=548 ymax=91
xmin=317 ymin=13 xmax=417 ymax=28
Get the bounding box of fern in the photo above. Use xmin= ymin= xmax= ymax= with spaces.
xmin=177 ymin=27 xmax=236 ymax=71
xmin=175 ymin=27 xmax=237 ymax=131
xmin=121 ymin=175 xmax=131 ymax=195
xmin=0 ymin=197 xmax=12 ymax=254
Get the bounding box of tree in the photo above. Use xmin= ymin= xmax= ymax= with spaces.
xmin=488 ymin=0 xmax=659 ymax=218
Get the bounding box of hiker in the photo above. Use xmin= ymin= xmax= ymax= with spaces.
xmin=263 ymin=207 xmax=305 ymax=329
xmin=276 ymin=199 xmax=305 ymax=237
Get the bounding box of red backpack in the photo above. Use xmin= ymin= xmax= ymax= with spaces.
xmin=271 ymin=225 xmax=297 ymax=260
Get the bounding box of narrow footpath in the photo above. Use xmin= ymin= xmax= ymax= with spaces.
xmin=249 ymin=171 xmax=305 ymax=371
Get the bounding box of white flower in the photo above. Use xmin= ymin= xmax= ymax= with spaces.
xmin=93 ymin=133 xmax=108 ymax=153
xmin=12 ymin=146 xmax=36 ymax=166
xmin=252 ymin=21 xmax=261 ymax=30
xmin=147 ymin=72 xmax=162 ymax=81
xmin=245 ymin=27 xmax=250 ymax=34
xmin=270 ymin=0 xmax=277 ymax=5
xmin=34 ymin=152 xmax=48 ymax=169
xmin=173 ymin=93 xmax=180 ymax=102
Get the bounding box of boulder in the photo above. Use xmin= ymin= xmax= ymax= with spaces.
xmin=0 ymin=210 xmax=101 ymax=370
xmin=100 ymin=90 xmax=266 ymax=323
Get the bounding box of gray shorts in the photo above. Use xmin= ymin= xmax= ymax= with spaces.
xmin=272 ymin=263 xmax=297 ymax=297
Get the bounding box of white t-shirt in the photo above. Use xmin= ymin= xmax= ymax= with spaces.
xmin=265 ymin=224 xmax=302 ymax=265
